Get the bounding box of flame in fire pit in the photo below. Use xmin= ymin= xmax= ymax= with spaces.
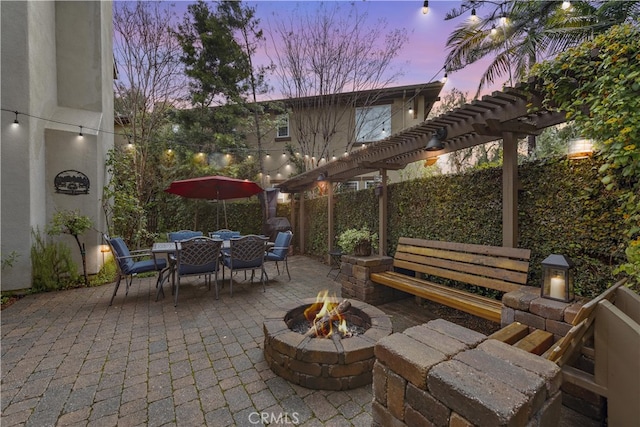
xmin=304 ymin=290 xmax=351 ymax=338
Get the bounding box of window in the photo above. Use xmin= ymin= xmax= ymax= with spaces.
xmin=276 ymin=115 xmax=289 ymax=138
xmin=337 ymin=181 xmax=359 ymax=193
xmin=355 ymin=105 xmax=391 ymax=143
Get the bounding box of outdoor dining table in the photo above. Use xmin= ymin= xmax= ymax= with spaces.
xmin=152 ymin=242 xmax=180 ymax=301
xmin=151 ymin=237 xmax=276 ymax=302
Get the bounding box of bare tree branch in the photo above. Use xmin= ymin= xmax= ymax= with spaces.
xmin=268 ymin=3 xmax=408 ymax=170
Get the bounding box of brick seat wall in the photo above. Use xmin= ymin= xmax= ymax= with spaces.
xmin=373 ymin=319 xmax=562 ymax=427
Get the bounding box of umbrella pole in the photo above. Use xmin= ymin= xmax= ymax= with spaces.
xmin=223 ymin=200 xmax=228 ymax=229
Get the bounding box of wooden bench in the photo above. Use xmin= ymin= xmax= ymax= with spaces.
xmin=370 ymin=237 xmax=531 ymax=323
xmin=489 ymin=278 xmax=640 ymax=426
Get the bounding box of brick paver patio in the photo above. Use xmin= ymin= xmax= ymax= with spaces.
xmin=1 ymin=255 xmax=600 ymax=426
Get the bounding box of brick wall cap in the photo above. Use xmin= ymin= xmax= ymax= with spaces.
xmin=423 ymin=319 xmax=486 ymax=347
xmin=503 ymin=287 xmax=541 ymax=310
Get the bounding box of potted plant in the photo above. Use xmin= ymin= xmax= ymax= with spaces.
xmin=337 ymin=227 xmax=378 ymax=256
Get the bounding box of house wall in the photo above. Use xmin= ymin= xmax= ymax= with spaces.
xmin=246 ymin=92 xmax=432 ymax=189
xmin=1 ymin=1 xmax=113 ymax=291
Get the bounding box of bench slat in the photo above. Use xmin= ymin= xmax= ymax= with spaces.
xmin=488 ymin=322 xmax=529 ymax=344
xmin=395 ymin=249 xmax=529 ymax=285
xmin=373 ymin=272 xmax=503 ymax=308
xmin=394 ymin=259 xmax=523 ymax=294
xmin=370 ymin=271 xmax=502 ymax=322
xmin=398 ymin=237 xmax=531 ymax=260
xmin=396 ymin=244 xmax=531 ymax=273
xmin=513 ymin=329 xmax=554 ymax=355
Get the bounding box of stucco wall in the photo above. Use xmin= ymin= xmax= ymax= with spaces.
xmin=1 ymin=1 xmax=113 ymax=291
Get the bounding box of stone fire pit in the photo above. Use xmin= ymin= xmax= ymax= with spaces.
xmin=263 ymin=298 xmax=392 ymax=390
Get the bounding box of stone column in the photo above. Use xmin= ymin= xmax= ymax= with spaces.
xmin=501 ymin=288 xmax=584 ymax=340
xmin=337 ymin=254 xmax=402 ymax=305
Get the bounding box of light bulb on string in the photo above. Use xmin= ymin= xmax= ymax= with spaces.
xmin=79 ymin=126 xmax=83 ymax=137
xmin=13 ymin=111 xmax=19 ymax=125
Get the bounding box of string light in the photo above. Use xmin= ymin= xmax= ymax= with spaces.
xmin=422 ymin=1 xmax=429 ymax=15
xmin=561 ymin=1 xmax=571 ymax=10
xmin=4 ymin=62 xmax=448 ymax=174
xmin=13 ymin=111 xmax=19 ymax=125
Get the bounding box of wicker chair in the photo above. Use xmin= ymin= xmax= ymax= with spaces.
xmin=173 ymin=236 xmax=223 ymax=306
xmin=221 ymin=235 xmax=268 ymax=296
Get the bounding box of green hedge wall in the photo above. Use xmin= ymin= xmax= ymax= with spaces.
xmin=158 ymin=157 xmax=625 ymax=297
xmin=302 ymin=157 xmax=626 ymax=297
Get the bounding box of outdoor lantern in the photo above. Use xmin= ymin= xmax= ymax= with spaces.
xmin=426 ymin=128 xmax=447 ymax=151
xmin=541 ymin=254 xmax=575 ymax=302
xmin=567 ymin=137 xmax=594 ymax=160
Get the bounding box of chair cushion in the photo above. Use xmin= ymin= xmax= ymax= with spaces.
xmin=223 ymin=257 xmax=261 ymax=269
xmin=178 ymin=261 xmax=218 ymax=276
xmin=265 ymin=252 xmax=284 ymax=262
xmin=268 ymin=232 xmax=292 ymax=259
xmin=110 ymin=237 xmax=134 ymax=271
xmin=129 ymin=258 xmax=166 ymax=275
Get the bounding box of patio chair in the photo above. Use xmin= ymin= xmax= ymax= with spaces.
xmin=264 ymin=231 xmax=293 ymax=280
xmin=209 ymin=229 xmax=241 ymax=241
xmin=104 ymin=234 xmax=167 ymax=306
xmin=173 ymin=236 xmax=223 ymax=306
xmin=221 ymin=234 xmax=268 ymax=296
xmin=168 ymin=230 xmax=203 ymax=242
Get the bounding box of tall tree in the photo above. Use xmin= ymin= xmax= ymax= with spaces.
xmin=444 ymin=0 xmax=639 ymax=98
xmin=270 ymin=2 xmax=408 ymax=170
xmin=219 ymin=1 xmax=277 ymax=187
xmin=110 ymin=1 xmax=186 ymax=244
xmin=176 ymin=0 xmax=250 ymax=108
xmin=174 ymin=0 xmax=272 ymax=183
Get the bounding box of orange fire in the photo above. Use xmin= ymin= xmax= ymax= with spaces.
xmin=304 ymin=290 xmax=349 ymax=338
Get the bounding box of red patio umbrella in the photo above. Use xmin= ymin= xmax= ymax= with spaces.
xmin=165 ymin=176 xmax=263 ymax=228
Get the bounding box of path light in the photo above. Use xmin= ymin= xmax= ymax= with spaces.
xmin=541 ymin=254 xmax=574 ymax=302
xmin=567 ymin=137 xmax=594 ymax=160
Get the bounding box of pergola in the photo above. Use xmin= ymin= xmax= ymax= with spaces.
xmin=276 ymin=82 xmax=566 ymax=256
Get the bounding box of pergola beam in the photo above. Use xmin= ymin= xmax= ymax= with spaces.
xmin=277 ymin=82 xmax=568 ymax=252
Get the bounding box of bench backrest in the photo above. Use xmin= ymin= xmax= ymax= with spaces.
xmin=393 ymin=237 xmax=531 ymax=294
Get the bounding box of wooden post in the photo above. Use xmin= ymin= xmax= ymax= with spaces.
xmin=379 ymin=169 xmax=388 ymax=256
xmin=290 ymin=194 xmax=296 ymax=254
xmin=327 ymin=182 xmax=334 ymax=263
xmin=298 ymin=192 xmax=305 ymax=254
xmin=502 ymin=132 xmax=518 ymax=247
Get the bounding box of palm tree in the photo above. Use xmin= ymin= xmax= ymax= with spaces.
xmin=443 ymin=0 xmax=639 ymax=98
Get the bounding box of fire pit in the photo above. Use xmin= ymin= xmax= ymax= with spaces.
xmin=263 ymin=292 xmax=392 ymax=390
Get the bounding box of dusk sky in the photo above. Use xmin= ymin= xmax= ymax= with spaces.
xmin=244 ymin=0 xmax=503 ymax=99
xmin=147 ymin=0 xmax=504 ymax=100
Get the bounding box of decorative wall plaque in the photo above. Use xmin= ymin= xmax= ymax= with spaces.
xmin=54 ymin=170 xmax=90 ymax=195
